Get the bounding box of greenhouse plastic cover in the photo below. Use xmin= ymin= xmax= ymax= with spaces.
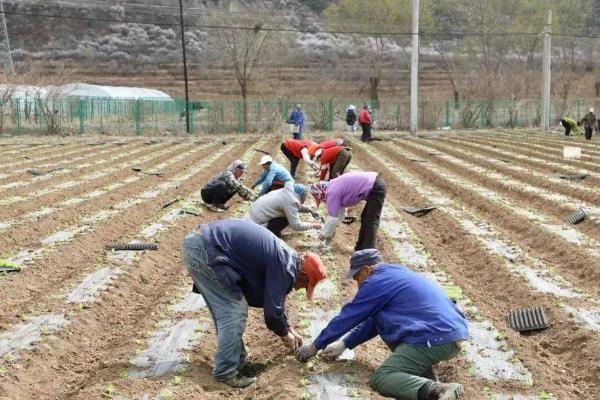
xmin=4 ymin=84 xmax=172 ymax=100
xmin=60 ymin=83 xmax=172 ymax=100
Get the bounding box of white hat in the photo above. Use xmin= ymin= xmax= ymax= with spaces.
xmin=590 ymin=107 xmax=594 ymax=113
xmin=258 ymin=155 xmax=273 ymax=165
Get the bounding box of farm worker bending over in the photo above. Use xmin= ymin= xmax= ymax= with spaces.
xmin=251 ymin=155 xmax=294 ymax=195
xmin=201 ymin=160 xmax=256 ymax=212
xmin=312 ymin=144 xmax=352 ymax=181
xmin=310 ymin=171 xmax=386 ymax=251
xmin=559 ymin=117 xmax=579 ymax=136
xmin=288 ymin=104 xmax=305 ymax=139
xmin=579 ymin=108 xmax=597 ymax=141
xmin=359 ymin=104 xmax=373 ymax=142
xmin=296 ymin=249 xmax=468 ymax=400
xmin=248 ymin=182 xmax=321 ymax=238
xmin=181 ymin=219 xmax=327 ymax=388
xmin=280 ymin=138 xmax=318 ymax=178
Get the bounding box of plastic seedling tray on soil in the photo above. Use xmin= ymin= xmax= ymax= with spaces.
xmin=401 ymin=207 xmax=436 ymax=218
xmin=105 ymin=243 xmax=159 ymax=251
xmin=558 ymin=173 xmax=589 ymax=180
xmin=565 ymin=209 xmax=587 ymax=225
xmin=508 ymin=307 xmax=550 ymax=332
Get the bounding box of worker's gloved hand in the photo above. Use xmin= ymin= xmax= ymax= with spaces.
xmin=296 ymin=343 xmax=318 ymax=362
xmin=320 ymin=340 xmax=346 ymax=360
xmin=281 ymin=327 xmax=303 ymax=352
xmin=309 ymin=209 xmax=320 ymax=220
xmin=318 ymin=233 xmax=325 ymax=241
xmin=344 ymin=146 xmax=352 ymax=151
xmin=310 ymin=163 xmax=319 ymax=171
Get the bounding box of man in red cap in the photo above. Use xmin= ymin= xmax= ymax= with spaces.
xmin=181 ymin=218 xmax=327 ymax=388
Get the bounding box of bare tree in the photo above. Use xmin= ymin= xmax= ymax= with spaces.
xmin=0 ymin=71 xmax=17 ymax=134
xmin=31 ymin=63 xmax=73 ymax=135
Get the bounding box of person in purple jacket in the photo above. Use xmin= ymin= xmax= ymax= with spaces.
xmin=309 ymin=171 xmax=386 ymax=250
xmin=296 ymin=249 xmax=468 ymax=400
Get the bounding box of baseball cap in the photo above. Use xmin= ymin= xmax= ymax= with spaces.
xmin=346 ymin=249 xmax=383 ymax=279
xmin=258 ymin=155 xmax=273 ymax=165
xmin=302 ymin=252 xmax=327 ymax=301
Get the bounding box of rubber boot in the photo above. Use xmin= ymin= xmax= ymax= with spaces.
xmin=220 ymin=374 xmax=257 ymax=388
xmin=428 ymin=382 xmax=464 ymax=400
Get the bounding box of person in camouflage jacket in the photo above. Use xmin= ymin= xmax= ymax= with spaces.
xmin=201 ymin=160 xmax=256 ymax=212
xmin=580 ymin=108 xmax=597 ymax=140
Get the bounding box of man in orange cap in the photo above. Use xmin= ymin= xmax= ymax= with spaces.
xmin=181 ymin=218 xmax=326 ymax=389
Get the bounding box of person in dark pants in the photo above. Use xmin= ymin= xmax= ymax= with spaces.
xmin=313 ymin=145 xmax=353 ymax=181
xmin=559 ymin=117 xmax=579 ymax=136
xmin=201 ymin=160 xmax=256 ymax=212
xmin=359 ymin=104 xmax=373 ymax=142
xmin=296 ymin=249 xmax=468 ymax=400
xmin=310 ymin=171 xmax=386 ymax=251
xmin=181 ymin=219 xmax=327 ymax=388
xmin=580 ymin=108 xmax=596 ymax=141
xmin=280 ymin=139 xmax=318 ymax=178
xmin=248 ymin=182 xmax=321 ymax=238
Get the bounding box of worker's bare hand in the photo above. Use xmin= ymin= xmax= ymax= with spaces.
xmin=281 ymin=328 xmax=303 ymax=352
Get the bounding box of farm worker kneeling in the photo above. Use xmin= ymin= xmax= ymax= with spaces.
xmin=251 ymin=155 xmax=294 ymax=195
xmin=280 ymin=138 xmax=318 ymax=178
xmin=181 ymin=219 xmax=327 ymax=388
xmin=296 ymin=249 xmax=468 ymax=400
xmin=559 ymin=117 xmax=579 ymax=136
xmin=201 ymin=160 xmax=256 ymax=212
xmin=310 ymin=142 xmax=352 ymax=181
xmin=248 ymin=182 xmax=321 ymax=238
xmin=310 ymin=171 xmax=386 ymax=251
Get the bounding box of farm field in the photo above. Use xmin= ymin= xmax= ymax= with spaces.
xmin=0 ymin=130 xmax=599 ymax=400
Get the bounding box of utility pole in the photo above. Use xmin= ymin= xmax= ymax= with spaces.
xmin=541 ymin=10 xmax=552 ymax=132
xmin=0 ymin=0 xmax=14 ymax=75
xmin=409 ymin=0 xmax=420 ymax=135
xmin=178 ymin=0 xmax=191 ymax=133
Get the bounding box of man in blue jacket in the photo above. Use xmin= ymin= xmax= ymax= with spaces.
xmin=181 ymin=219 xmax=327 ymax=389
xmin=252 ymin=155 xmax=294 ymax=195
xmin=288 ymin=104 xmax=305 ymax=139
xmin=296 ymin=249 xmax=468 ymax=400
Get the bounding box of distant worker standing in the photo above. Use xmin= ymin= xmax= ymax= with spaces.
xmin=288 ymin=104 xmax=305 ymax=140
xmin=280 ymin=138 xmax=318 ymax=178
xmin=559 ymin=117 xmax=579 ymax=136
xmin=346 ymin=105 xmax=358 ymax=132
xmin=181 ymin=219 xmax=327 ymax=388
xmin=296 ymin=249 xmax=468 ymax=400
xmin=310 ymin=171 xmax=386 ymax=250
xmin=252 ymin=155 xmax=294 ymax=195
xmin=359 ymin=104 xmax=373 ymax=142
xmin=580 ymin=108 xmax=596 ymax=141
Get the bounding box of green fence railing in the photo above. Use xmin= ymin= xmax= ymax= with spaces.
xmin=1 ymin=96 xmax=598 ymax=135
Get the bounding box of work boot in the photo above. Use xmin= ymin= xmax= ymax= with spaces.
xmin=219 ymin=374 xmax=257 ymax=388
xmin=428 ymin=382 xmax=464 ymax=400
xmin=205 ymin=203 xmax=224 ymax=213
xmin=216 ymin=203 xmax=230 ymax=211
xmin=238 ymin=361 xmax=268 ymax=377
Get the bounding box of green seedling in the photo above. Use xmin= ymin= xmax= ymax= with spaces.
xmin=300 ymin=390 xmax=312 ymax=400
xmin=105 ymin=384 xmax=116 ymax=396
xmin=299 ymin=377 xmax=310 ymax=387
xmin=119 ymin=370 xmax=128 ymax=379
xmin=171 ymin=375 xmax=182 ymax=386
xmin=347 ymin=389 xmax=361 ymax=398
xmin=134 ymin=339 xmax=144 ymax=346
xmin=495 ymin=331 xmax=507 ymax=341
xmin=444 ymin=285 xmax=463 ymax=302
xmin=344 ymin=374 xmax=356 ymax=384
xmin=0 ymin=367 xmax=7 ymax=376
xmin=162 ymin=389 xmax=175 ymax=400
xmin=539 ymin=391 xmax=555 ymax=399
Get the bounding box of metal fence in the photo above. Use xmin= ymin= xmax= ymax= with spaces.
xmin=1 ymin=96 xmax=598 ymax=135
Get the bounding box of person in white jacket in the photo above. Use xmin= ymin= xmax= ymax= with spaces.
xmin=248 ymin=182 xmax=321 ymax=238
